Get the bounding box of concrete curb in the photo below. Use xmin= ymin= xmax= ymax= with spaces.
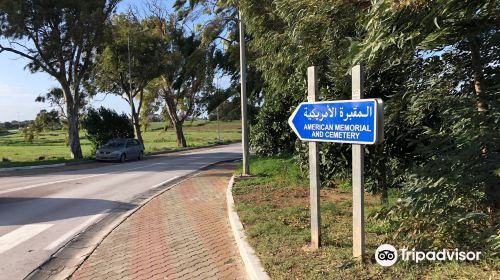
xmin=226 ymin=175 xmax=270 ymax=280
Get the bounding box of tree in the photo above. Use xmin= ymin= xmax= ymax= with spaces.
xmin=239 ymin=0 xmax=374 ymax=170
xmin=355 ymin=0 xmax=499 ymax=113
xmin=174 ymin=0 xmax=264 ymax=122
xmin=354 ymin=0 xmax=500 ymax=249
xmin=235 ymin=0 xmax=499 ymax=251
xmin=139 ymin=87 xmax=162 ymax=133
xmin=33 ymin=109 xmax=60 ymax=131
xmin=148 ymin=11 xmax=215 ymax=147
xmin=35 ymin=88 xmax=66 ymax=118
xmin=20 ymin=126 xmax=34 ymax=143
xmin=81 ymin=107 xmax=134 ymax=151
xmin=0 ymin=0 xmax=119 ymax=159
xmin=93 ymin=13 xmax=165 ymax=144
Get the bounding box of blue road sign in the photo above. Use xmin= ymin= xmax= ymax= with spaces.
xmin=288 ymin=99 xmax=383 ymax=144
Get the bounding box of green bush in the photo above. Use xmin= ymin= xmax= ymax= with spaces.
xmin=250 ymin=94 xmax=297 ymax=156
xmin=81 ymin=107 xmax=134 ymax=152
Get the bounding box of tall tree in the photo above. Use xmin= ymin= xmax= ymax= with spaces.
xmin=355 ymin=0 xmax=498 ymax=112
xmin=93 ymin=13 xmax=164 ymax=144
xmin=148 ymin=12 xmax=215 ymax=147
xmin=353 ymin=0 xmax=499 ymax=249
xmin=174 ymin=0 xmax=264 ymax=122
xmin=0 ymin=0 xmax=119 ymax=158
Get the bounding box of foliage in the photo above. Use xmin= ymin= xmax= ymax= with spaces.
xmin=81 ymin=107 xmax=134 ymax=151
xmin=0 ymin=0 xmax=119 ymax=158
xmin=239 ymin=0 xmax=499 ymax=252
xmin=380 ymin=91 xmax=499 ymax=250
xmin=250 ymin=93 xmax=297 ymax=156
xmin=354 ymin=0 xmax=500 ymax=251
xmin=145 ymin=9 xmax=217 ymax=147
xmin=33 ymin=110 xmax=60 ymax=131
xmin=20 ymin=127 xmax=34 ymax=143
xmin=174 ymin=0 xmax=264 ymax=124
xmin=354 ymin=0 xmax=499 ymax=65
xmin=92 ymin=13 xmax=165 ymax=143
xmin=240 ymin=0 xmax=409 ymax=192
xmin=239 ymin=0 xmax=371 ymax=160
xmin=35 ymin=88 xmax=76 ymax=118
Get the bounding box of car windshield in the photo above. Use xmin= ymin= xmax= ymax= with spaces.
xmin=102 ymin=140 xmax=126 ymax=148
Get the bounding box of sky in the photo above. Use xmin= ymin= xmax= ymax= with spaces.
xmin=0 ymin=0 xmax=154 ymax=122
xmin=0 ymin=0 xmax=231 ymax=122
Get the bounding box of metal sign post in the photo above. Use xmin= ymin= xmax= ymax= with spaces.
xmin=307 ymin=66 xmax=321 ymax=249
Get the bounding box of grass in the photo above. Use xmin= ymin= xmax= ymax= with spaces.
xmin=0 ymin=120 xmax=241 ymax=168
xmin=232 ymin=157 xmax=498 ymax=280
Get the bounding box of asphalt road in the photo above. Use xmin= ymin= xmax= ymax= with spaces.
xmin=0 ymin=144 xmax=241 ymax=280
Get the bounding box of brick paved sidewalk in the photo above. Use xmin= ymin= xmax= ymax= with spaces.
xmin=72 ymin=162 xmax=247 ymax=280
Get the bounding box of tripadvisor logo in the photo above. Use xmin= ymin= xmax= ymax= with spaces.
xmin=375 ymin=244 xmax=398 ymax=267
xmin=375 ymin=244 xmax=482 ymax=267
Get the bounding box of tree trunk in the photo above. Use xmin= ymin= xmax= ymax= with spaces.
xmin=61 ymin=83 xmax=83 ymax=159
xmin=172 ymin=119 xmax=187 ymax=147
xmin=470 ymin=37 xmax=498 ymax=210
xmin=164 ymin=93 xmax=187 ymax=147
xmin=470 ymin=37 xmax=487 ymax=112
xmin=67 ymin=106 xmax=83 ymax=159
xmin=128 ymin=90 xmax=144 ymax=145
xmin=132 ymin=111 xmax=143 ymax=144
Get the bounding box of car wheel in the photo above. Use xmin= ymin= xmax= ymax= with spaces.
xmin=120 ymin=154 xmax=126 ymax=163
xmin=138 ymin=151 xmax=144 ymax=160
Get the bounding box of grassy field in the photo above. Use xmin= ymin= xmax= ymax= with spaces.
xmin=0 ymin=120 xmax=241 ymax=168
xmin=232 ymin=157 xmax=498 ymax=280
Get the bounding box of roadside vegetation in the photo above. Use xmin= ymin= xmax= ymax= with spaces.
xmin=0 ymin=120 xmax=240 ymax=168
xmin=233 ymin=158 xmax=499 ymax=279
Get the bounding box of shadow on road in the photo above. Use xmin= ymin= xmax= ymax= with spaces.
xmin=0 ymin=197 xmax=135 ymax=226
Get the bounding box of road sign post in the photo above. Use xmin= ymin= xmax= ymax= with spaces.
xmin=307 ymin=66 xmax=321 ymax=249
xmin=288 ymin=64 xmax=383 ymax=260
xmin=351 ymin=64 xmax=365 ymax=260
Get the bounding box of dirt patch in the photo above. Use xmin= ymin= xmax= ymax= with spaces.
xmin=234 ymin=184 xmax=371 ymax=208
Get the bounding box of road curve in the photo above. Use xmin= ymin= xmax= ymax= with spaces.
xmin=0 ymin=144 xmax=241 ymax=280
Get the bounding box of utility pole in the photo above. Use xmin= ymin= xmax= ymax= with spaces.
xmin=239 ymin=10 xmax=250 ymax=176
xmin=127 ymin=34 xmax=134 ymax=122
xmin=127 ymin=28 xmax=148 ymax=143
xmin=215 ymin=76 xmax=221 ymax=141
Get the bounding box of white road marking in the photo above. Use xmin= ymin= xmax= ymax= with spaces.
xmin=44 ymin=209 xmax=110 ymax=251
xmin=0 ymin=224 xmax=53 ymax=254
xmin=0 ymin=162 xmax=170 ymax=195
xmin=149 ymin=176 xmax=180 ymax=189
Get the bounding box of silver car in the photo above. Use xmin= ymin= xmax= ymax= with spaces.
xmin=95 ymin=138 xmax=144 ymax=162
